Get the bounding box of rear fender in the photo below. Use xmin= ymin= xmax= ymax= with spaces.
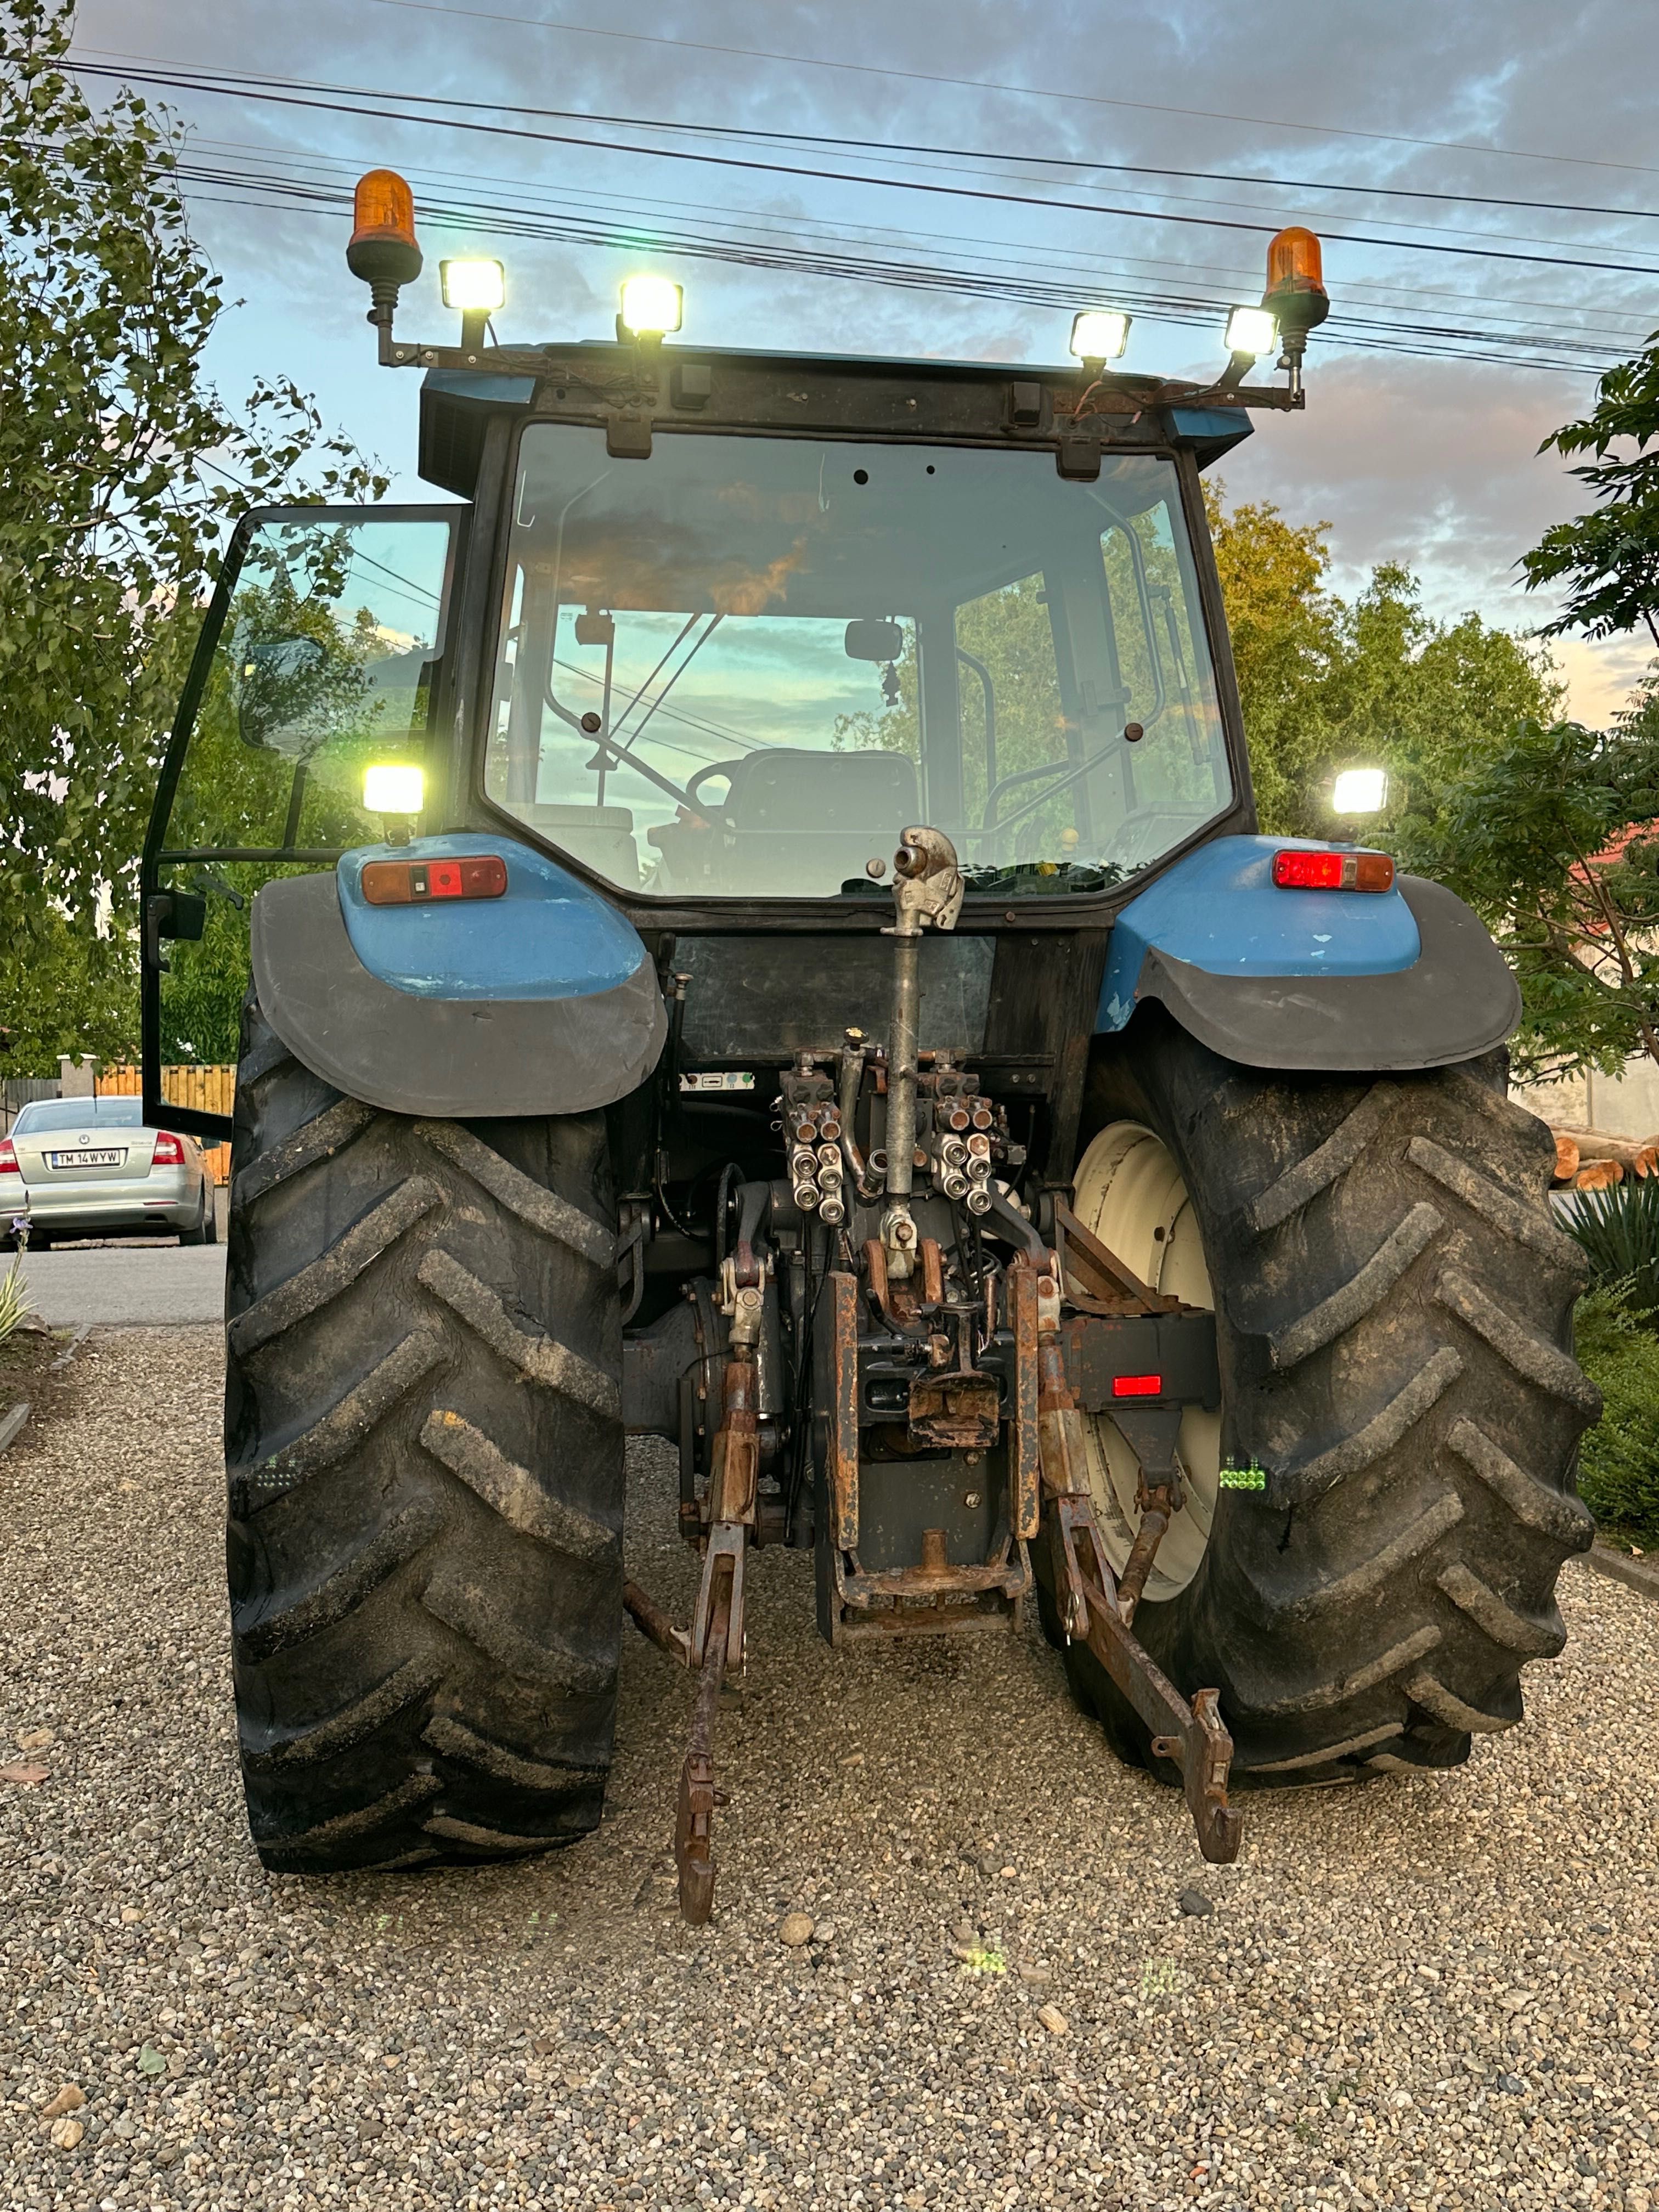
xmin=251 ymin=834 xmax=665 ymax=1117
xmin=1097 ymin=835 xmax=1519 ymax=1072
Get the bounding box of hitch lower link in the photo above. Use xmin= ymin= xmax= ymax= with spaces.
xmin=622 ymin=1260 xmax=764 ymax=1925
xmin=1028 ymin=1264 xmax=1243 ymax=1865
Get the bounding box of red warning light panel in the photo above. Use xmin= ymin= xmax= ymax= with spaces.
xmin=360 ymin=855 xmax=508 ymax=905
xmin=1112 ymin=1373 xmax=1163 ymax=1398
xmin=1272 ymin=849 xmax=1394 ymax=893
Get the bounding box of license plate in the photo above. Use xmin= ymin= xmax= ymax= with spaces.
xmin=48 ymin=1148 xmax=126 ymax=1169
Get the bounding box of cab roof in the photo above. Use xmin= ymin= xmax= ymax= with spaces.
xmin=417 ymin=339 xmax=1253 ymax=499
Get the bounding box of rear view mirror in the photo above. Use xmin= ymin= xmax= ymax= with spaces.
xmin=845 ymin=618 xmax=904 ymax=663
xmin=574 ymin=611 xmax=616 ymax=647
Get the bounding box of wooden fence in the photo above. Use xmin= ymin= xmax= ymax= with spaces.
xmin=98 ymin=1064 xmax=234 ymax=1184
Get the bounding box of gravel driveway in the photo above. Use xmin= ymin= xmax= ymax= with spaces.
xmin=2 ymin=1327 xmax=1655 ymax=2211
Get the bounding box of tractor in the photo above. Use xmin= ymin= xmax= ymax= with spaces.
xmin=138 ymin=174 xmax=1598 ymax=1919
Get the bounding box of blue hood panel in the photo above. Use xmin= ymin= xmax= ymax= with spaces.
xmin=1099 ymin=835 xmax=1420 ymax=1031
xmin=338 ymin=833 xmax=649 ymax=1002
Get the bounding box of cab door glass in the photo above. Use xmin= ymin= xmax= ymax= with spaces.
xmin=151 ymin=508 xmax=461 ymax=1067
xmin=166 ymin=512 xmax=460 ymax=855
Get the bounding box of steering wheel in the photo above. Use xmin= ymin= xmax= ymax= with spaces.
xmin=684 ymin=761 xmax=740 ymax=821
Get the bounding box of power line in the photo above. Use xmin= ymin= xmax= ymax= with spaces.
xmin=170 ymin=157 xmax=1623 ymax=375
xmin=355 ymin=0 xmax=1659 ymax=182
xmin=182 ymin=127 xmax=1657 ymax=340
xmin=65 ymin=57 xmax=1659 ymax=283
xmin=76 ymin=46 xmax=1659 ymax=223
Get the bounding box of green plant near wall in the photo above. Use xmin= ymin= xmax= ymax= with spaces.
xmin=1572 ymin=1288 xmax=1659 ymax=1548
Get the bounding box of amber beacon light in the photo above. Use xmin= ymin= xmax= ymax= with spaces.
xmin=1262 ymin=226 xmax=1329 ymax=396
xmin=347 ymin=170 xmax=422 ymax=326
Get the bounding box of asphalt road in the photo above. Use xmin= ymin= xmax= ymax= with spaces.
xmin=1 ymin=1327 xmax=1655 ymax=2211
xmin=11 ymin=1189 xmax=228 ymax=1326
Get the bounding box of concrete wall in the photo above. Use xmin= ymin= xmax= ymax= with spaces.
xmin=1513 ymin=1059 xmax=1659 ymax=1142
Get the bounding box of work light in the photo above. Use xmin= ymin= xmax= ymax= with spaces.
xmin=619 ymin=274 xmax=683 ymax=337
xmin=1332 ymin=766 xmax=1388 ymax=815
xmin=441 ymin=258 xmax=505 ymax=313
xmin=1225 ymin=305 xmax=1279 ymax=358
xmin=1069 ymin=308 xmax=1131 ymax=364
xmin=364 ymin=763 xmax=425 ymax=819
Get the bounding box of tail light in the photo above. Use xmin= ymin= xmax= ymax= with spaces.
xmin=360 ymin=854 xmax=509 ymax=905
xmin=153 ymin=1130 xmax=186 ymax=1166
xmin=1113 ymin=1373 xmax=1162 ymax=1398
xmin=1272 ymin=849 xmax=1395 ymax=893
xmin=0 ymin=1139 xmax=18 ymax=1176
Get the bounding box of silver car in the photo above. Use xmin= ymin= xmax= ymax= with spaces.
xmin=1 ymin=1097 xmax=216 ymax=1248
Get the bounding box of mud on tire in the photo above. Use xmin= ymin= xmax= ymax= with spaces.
xmin=225 ymin=995 xmax=624 ymax=1871
xmin=1049 ymin=1012 xmax=1599 ymax=1786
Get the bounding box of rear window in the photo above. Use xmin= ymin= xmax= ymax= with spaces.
xmin=13 ymin=1098 xmax=146 ymax=1133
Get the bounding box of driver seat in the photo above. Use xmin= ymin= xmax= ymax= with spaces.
xmin=719 ymin=748 xmax=918 ymax=893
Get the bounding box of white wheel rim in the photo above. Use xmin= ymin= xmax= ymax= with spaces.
xmin=1066 ymin=1120 xmax=1220 ymax=1601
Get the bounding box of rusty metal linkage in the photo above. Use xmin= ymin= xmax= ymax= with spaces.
xmin=675 ymin=1554 xmax=732 ymax=1925
xmin=622 ymin=1254 xmax=768 ymax=1925
xmin=1025 ymin=1254 xmax=1243 ymax=1866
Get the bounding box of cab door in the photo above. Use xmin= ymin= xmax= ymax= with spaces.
xmin=140 ymin=504 xmax=466 ymax=1141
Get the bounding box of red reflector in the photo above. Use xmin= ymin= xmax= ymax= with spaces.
xmin=1272 ymin=849 xmax=1395 ymax=893
xmin=360 ymin=854 xmax=509 ymax=905
xmin=1113 ymin=1373 xmax=1162 ymax=1398
xmin=153 ymin=1130 xmax=185 ymax=1166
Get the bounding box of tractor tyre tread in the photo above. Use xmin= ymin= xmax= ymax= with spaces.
xmin=225 ymin=992 xmax=623 ymax=1871
xmin=1055 ymin=1019 xmax=1596 ymax=1787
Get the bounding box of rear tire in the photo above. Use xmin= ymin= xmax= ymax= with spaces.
xmin=1045 ymin=1012 xmax=1599 ymax=1787
xmin=226 ymin=994 xmax=624 ymax=1870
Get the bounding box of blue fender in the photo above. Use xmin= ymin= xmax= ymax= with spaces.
xmin=250 ymin=834 xmax=665 ymax=1118
xmin=1097 ymin=835 xmax=1520 ymax=1073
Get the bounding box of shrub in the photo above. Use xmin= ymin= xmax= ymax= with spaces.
xmin=1564 ymin=1174 xmax=1659 ymax=1316
xmin=1572 ymin=1289 xmax=1659 ymax=1546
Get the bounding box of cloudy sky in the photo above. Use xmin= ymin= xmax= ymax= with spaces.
xmin=71 ymin=0 xmax=1659 ymax=719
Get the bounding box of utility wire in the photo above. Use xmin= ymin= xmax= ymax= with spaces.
xmin=74 ymin=45 xmax=1659 ymax=222
xmin=64 ymin=57 xmax=1659 ymax=282
xmin=353 ymin=0 xmax=1659 ymax=182
xmin=179 ymin=127 xmax=1658 ymax=341
xmin=170 ymin=159 xmax=1625 ymax=373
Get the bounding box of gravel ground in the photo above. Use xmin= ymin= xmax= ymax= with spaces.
xmin=2 ymin=1327 xmax=1655 ymax=2212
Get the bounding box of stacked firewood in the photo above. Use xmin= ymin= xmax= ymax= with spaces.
xmin=1549 ymin=1127 xmax=1659 ymax=1190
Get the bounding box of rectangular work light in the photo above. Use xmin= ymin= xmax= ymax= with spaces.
xmin=440 ymin=257 xmax=505 ymax=313
xmin=363 ymin=763 xmax=425 ymax=816
xmin=1069 ymin=308 xmax=1131 ymax=364
xmin=1332 ymin=766 xmax=1389 ymax=815
xmin=1224 ymin=304 xmax=1278 ymax=358
xmin=618 ymin=274 xmax=683 ymax=337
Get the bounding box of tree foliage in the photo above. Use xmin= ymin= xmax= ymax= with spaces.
xmin=1204 ymin=481 xmax=1562 ymax=842
xmin=0 ymin=1 xmax=382 ymax=1073
xmin=1519 ymin=329 xmax=1659 ymax=648
xmin=1405 ymin=697 xmax=1659 ymax=1081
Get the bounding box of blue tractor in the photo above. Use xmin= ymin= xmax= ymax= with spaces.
xmin=140 ymin=178 xmax=1597 ymax=1918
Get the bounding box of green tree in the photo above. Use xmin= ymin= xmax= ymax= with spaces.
xmin=1519 ymin=327 xmax=1659 ymax=648
xmin=1204 ymin=483 xmax=1341 ymax=833
xmin=1417 ymin=714 xmax=1659 ymax=1080
xmin=1204 ymin=482 xmax=1562 ymax=841
xmin=0 ymin=1 xmax=383 ymax=1073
